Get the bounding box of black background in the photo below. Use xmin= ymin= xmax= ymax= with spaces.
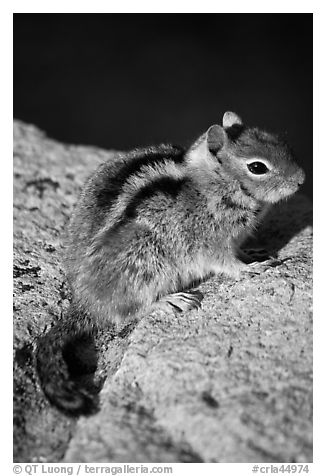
xmin=14 ymin=14 xmax=312 ymax=197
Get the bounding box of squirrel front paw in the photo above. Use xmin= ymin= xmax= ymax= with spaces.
xmin=230 ymin=249 xmax=280 ymax=279
xmin=244 ymin=256 xmax=284 ymax=275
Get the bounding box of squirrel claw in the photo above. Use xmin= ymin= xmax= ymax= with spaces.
xmin=161 ymin=290 xmax=204 ymax=313
xmin=245 ymin=257 xmax=281 ymax=275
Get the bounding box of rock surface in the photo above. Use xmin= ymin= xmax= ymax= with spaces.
xmin=13 ymin=121 xmax=312 ymax=463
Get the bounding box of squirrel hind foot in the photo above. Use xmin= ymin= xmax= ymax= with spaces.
xmin=158 ymin=290 xmax=204 ymax=313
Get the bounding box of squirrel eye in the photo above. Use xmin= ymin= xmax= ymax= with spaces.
xmin=247 ymin=161 xmax=269 ymax=175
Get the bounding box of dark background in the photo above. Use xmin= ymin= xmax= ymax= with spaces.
xmin=14 ymin=14 xmax=312 ymax=197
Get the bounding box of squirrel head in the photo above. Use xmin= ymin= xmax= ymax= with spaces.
xmin=186 ymin=111 xmax=305 ymax=204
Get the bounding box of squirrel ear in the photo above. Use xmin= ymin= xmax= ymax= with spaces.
xmin=186 ymin=125 xmax=226 ymax=166
xmin=206 ymin=124 xmax=227 ymax=153
xmin=222 ymin=111 xmax=243 ymax=129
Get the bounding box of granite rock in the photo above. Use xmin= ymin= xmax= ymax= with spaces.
xmin=13 ymin=121 xmax=312 ymax=463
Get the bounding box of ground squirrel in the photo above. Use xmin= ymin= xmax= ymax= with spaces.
xmin=36 ymin=111 xmax=305 ymax=414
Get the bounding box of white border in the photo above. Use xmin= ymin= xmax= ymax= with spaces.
xmin=3 ymin=4 xmax=321 ymax=474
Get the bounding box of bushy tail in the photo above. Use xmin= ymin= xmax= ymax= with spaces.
xmin=36 ymin=307 xmax=100 ymax=416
